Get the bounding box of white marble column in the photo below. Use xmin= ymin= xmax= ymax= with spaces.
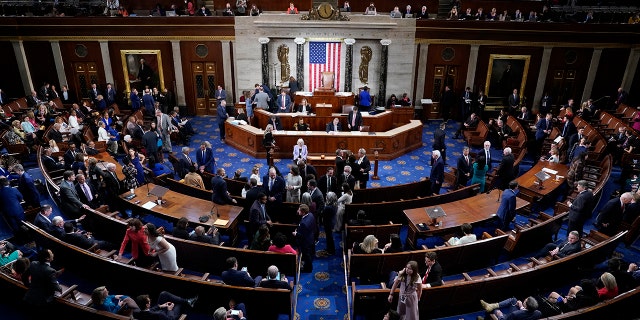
xmin=171 ymin=40 xmax=186 ymax=106
xmin=12 ymin=40 xmax=33 ymax=94
xmin=621 ymin=48 xmax=640 ymax=92
xmin=414 ymin=43 xmax=429 ymax=100
xmin=222 ymin=40 xmax=234 ymax=102
xmin=533 ymin=46 xmax=553 ymax=107
xmin=465 ymin=45 xmax=479 ymax=90
xmin=582 ymin=48 xmax=602 ymax=102
xmin=50 ymin=41 xmax=68 ymax=88
xmin=99 ymin=41 xmax=114 ymax=85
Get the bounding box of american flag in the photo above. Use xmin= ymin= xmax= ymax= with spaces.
xmin=309 ymin=42 xmax=342 ymax=91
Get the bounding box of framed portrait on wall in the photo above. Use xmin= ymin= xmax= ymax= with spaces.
xmin=485 ymin=54 xmax=530 ymax=98
xmin=120 ymin=50 xmax=165 ymax=94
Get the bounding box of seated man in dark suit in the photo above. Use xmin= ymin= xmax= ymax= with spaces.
xmin=188 ymin=225 xmax=220 ymax=245
xmin=41 ymin=148 xmax=64 ymax=171
xmin=258 ymin=265 xmax=291 ymax=289
xmin=347 ymin=210 xmax=372 ymax=226
xmin=63 ymin=221 xmax=114 ymax=250
xmin=534 ymin=230 xmax=581 ymax=259
xmin=453 ymin=113 xmax=479 ymax=139
xmin=221 ymin=256 xmax=261 ymax=287
xmin=325 ymin=117 xmax=342 ymax=133
xmin=134 ymin=291 xmax=198 ymax=320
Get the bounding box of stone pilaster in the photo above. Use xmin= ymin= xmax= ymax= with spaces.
xmin=294 ymin=37 xmax=306 ymax=91
xmin=259 ymin=37 xmax=270 ymax=86
xmin=378 ymin=39 xmax=391 ymax=107
xmin=344 ymin=38 xmax=356 ymax=93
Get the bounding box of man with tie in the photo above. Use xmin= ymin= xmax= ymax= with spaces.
xmin=422 ymin=252 xmax=443 ymax=288
xmin=534 ymin=113 xmax=553 ymax=161
xmin=326 ymin=117 xmax=342 ymax=133
xmin=75 ymin=173 xmax=100 ymax=208
xmin=534 ymin=230 xmax=581 ymax=259
xmin=341 ymin=165 xmax=356 ymax=191
xmin=211 ymin=168 xmax=237 ymax=205
xmin=456 ymin=146 xmax=472 ymax=188
xmin=318 ymin=167 xmax=338 ymax=196
xmin=430 ymin=150 xmax=444 ymax=195
xmin=59 ymin=170 xmax=90 ymax=218
xmin=508 ymin=88 xmax=520 ymax=112
xmin=460 ymin=87 xmax=472 ymax=122
xmin=276 ymin=89 xmax=291 ymax=113
xmin=63 ymin=142 xmax=80 ymax=170
xmin=88 ymin=83 xmax=101 ymax=104
xmin=355 ymin=148 xmax=371 ymax=189
xmin=103 ymin=163 xmax=122 ymax=210
xmin=105 ymin=83 xmax=117 ymax=106
xmin=348 ymin=105 xmax=363 ymax=131
xmin=595 ymin=192 xmax=634 ymax=236
xmin=176 ymin=146 xmax=194 ymax=179
xmin=615 ymin=87 xmax=628 ymax=106
xmin=61 ymin=85 xmax=74 ymax=104
xmin=483 ymin=140 xmax=493 ymax=170
xmin=42 ymin=148 xmax=64 ymax=172
xmin=196 ymin=141 xmax=215 ymax=173
xmin=249 ymin=193 xmax=272 ymax=241
xmin=567 ymin=180 xmax=594 ymax=237
xmin=216 ymin=85 xmax=227 ymax=104
xmin=293 ymin=204 xmax=316 ymax=272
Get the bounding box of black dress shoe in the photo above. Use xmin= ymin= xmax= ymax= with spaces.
xmin=187 ymin=295 xmax=198 ymax=308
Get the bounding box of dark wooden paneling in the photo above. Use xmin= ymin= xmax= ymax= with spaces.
xmin=631 ymin=59 xmax=640 ymax=107
xmin=108 ymin=41 xmax=175 ymax=97
xmin=422 ymin=43 xmax=471 ymax=100
xmin=0 ymin=41 xmax=23 ymax=97
xmin=544 ymin=47 xmax=593 ymax=107
xmin=59 ymin=41 xmax=105 ymax=101
xmin=475 ymin=46 xmax=544 ymax=103
xmin=592 ymin=48 xmax=629 ymax=102
xmin=180 ymin=41 xmax=224 ymax=115
xmin=23 ymin=41 xmax=57 ymax=91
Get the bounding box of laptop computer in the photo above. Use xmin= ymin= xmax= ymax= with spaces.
xmin=166 ymin=10 xmax=177 ymax=16
xmin=425 ymin=206 xmax=446 ymax=220
xmin=404 ymin=14 xmax=413 ymax=18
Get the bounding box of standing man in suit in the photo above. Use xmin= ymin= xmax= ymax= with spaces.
xmin=75 ymin=173 xmax=100 ymax=208
xmin=456 ymin=146 xmax=472 ymax=188
xmin=217 ymin=100 xmax=230 ymax=143
xmin=89 ymin=83 xmax=101 ymax=104
xmin=60 ymin=85 xmax=75 ymax=104
xmin=211 ymin=168 xmax=237 ymax=205
xmin=141 ymin=123 xmax=159 ymax=158
xmin=23 ymin=249 xmax=62 ymax=307
xmin=430 ymin=150 xmax=444 ymax=195
xmin=104 ymin=83 xmax=116 ymax=106
xmin=215 ymin=85 xmax=226 ymax=104
xmin=248 ymin=193 xmax=272 ymax=240
xmin=253 ymin=86 xmax=270 ymax=111
xmin=38 ymin=82 xmax=50 ymax=102
xmin=460 ymin=87 xmax=473 ymax=122
xmin=264 ymin=167 xmax=285 ymax=212
xmin=347 ymin=105 xmax=363 ymax=131
xmin=567 ymin=180 xmax=594 ymax=237
xmin=293 ymin=204 xmax=316 ymax=273
xmin=341 ymin=165 xmax=357 ymax=191
xmin=482 ymin=141 xmax=493 ymax=171
xmin=63 ymin=142 xmax=80 ymax=170
xmin=355 ymin=148 xmax=371 ymax=189
xmin=130 ymin=88 xmax=141 ymax=112
xmin=103 ymin=163 xmax=121 ymax=210
xmin=615 ymin=87 xmax=628 ymax=106
xmin=196 ymin=141 xmax=215 ymax=173
xmin=326 ymin=117 xmax=342 ymax=133
xmin=276 ymin=89 xmax=292 ymax=113
xmin=335 ymin=149 xmax=346 ymax=177
xmin=496 ymin=181 xmax=519 ymax=230
xmin=440 ymin=85 xmax=455 ymax=122
xmin=14 ymin=164 xmax=41 ymax=208
xmin=176 ymin=146 xmax=194 ymax=179
xmin=508 ymin=88 xmax=520 ymax=113
xmin=595 ymin=192 xmax=634 ymax=236
xmin=496 ymin=147 xmax=515 ymax=190
xmin=475 ymin=90 xmax=486 ymax=117
xmin=155 ymin=109 xmax=174 ymax=152
xmin=540 ymin=92 xmax=552 ymax=115
xmin=143 ymin=89 xmax=156 ymax=116
xmin=534 ymin=113 xmax=553 ymax=161
xmin=318 ymin=167 xmax=338 ymax=196
xmin=560 ymin=115 xmax=577 ymax=139
xmin=0 ymin=176 xmax=25 ymax=234
xmin=433 ymin=122 xmax=447 ymax=165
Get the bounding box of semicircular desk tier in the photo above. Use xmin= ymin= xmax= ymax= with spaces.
xmin=225 ymin=115 xmax=423 ymax=161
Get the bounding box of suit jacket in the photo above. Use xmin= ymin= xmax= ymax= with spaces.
xmin=103 ymin=170 xmax=121 ymax=199
xmin=535 ymin=118 xmax=552 ymax=140
xmin=508 ymin=93 xmax=520 ymax=108
xmin=23 ymin=261 xmax=62 ymax=305
xmin=309 ymin=187 xmax=325 ymax=214
xmin=63 ymin=149 xmax=80 ymax=170
xmin=318 ymin=174 xmax=338 ymax=196
xmin=347 ymin=110 xmax=363 ymax=131
xmin=497 ymin=153 xmax=515 ymax=187
xmin=0 ymin=186 xmax=25 ymax=221
xmin=561 ymin=120 xmax=577 ymax=138
xmin=89 ymin=88 xmax=101 ymax=103
xmin=259 ymin=279 xmax=290 ymax=289
xmin=59 ymin=180 xmax=85 ymax=217
xmin=335 ymin=156 xmax=346 ymax=177
xmin=42 ymin=155 xmax=64 ymax=172
xmin=595 ymin=197 xmax=624 ymax=235
xmin=105 ymin=88 xmax=116 ymax=105
xmin=211 ymin=175 xmax=234 ymax=204
xmin=75 ymin=182 xmax=99 ymax=208
xmin=130 ymin=92 xmax=142 ymax=111
xmin=569 ymin=190 xmax=594 ymax=223
xmin=433 ymin=128 xmax=446 ymax=150
xmin=34 ymin=213 xmax=55 ymax=234
xmin=268 ymin=118 xmax=283 ymax=131
xmin=18 ymin=172 xmax=40 ymax=207
xmin=249 ymin=200 xmax=271 ymax=228
xmin=296 ymin=213 xmax=316 ymax=251
xmin=456 ymin=154 xmax=472 ymax=186
xmin=276 ymin=94 xmax=292 ymax=113
xmin=47 ymin=129 xmax=64 ymax=143
xmin=221 ymin=268 xmax=256 ymax=287
xmin=555 ymin=240 xmax=582 ymax=258
xmin=26 ymin=94 xmax=40 ymax=108
xmin=157 ymin=114 xmax=173 ymax=135
xmin=497 ymin=188 xmax=518 ymax=229
xmin=430 ymin=156 xmax=444 ymax=185
xmin=142 ymin=131 xmax=159 ymax=155
xmin=496 ymin=125 xmax=512 ymax=141
xmin=264 ymin=176 xmax=286 ymax=203
xmin=131 ymin=124 xmax=144 ymax=140
xmin=340 ymin=173 xmax=357 ymax=191
xmin=423 ymin=261 xmax=443 ymax=287
xmin=297 ymin=104 xmax=313 ymax=114
xmin=143 ymin=94 xmax=156 ymax=114
xmin=196 ymin=147 xmax=215 ymax=173
xmin=355 ymin=156 xmax=371 ymax=183
xmin=325 ymin=122 xmax=342 ymax=133
xmin=176 ymin=152 xmax=193 ymax=179
xmin=64 ymin=232 xmax=97 ymax=249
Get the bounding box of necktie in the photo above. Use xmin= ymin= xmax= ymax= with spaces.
xmin=352 ymin=113 xmax=356 ymax=127
xmin=486 ymin=150 xmax=489 ymax=162
xmin=269 ymin=178 xmax=274 ymax=191
xmin=282 ymin=96 xmax=285 ymax=110
xmin=202 ymin=150 xmax=205 ymax=162
xmin=327 ymin=177 xmax=331 ymax=190
xmin=465 ymin=156 xmax=468 ymax=165
xmin=422 ymin=267 xmax=431 ymax=284
xmin=261 ymin=204 xmax=266 ymax=220
xmin=82 ymin=184 xmax=92 ymax=201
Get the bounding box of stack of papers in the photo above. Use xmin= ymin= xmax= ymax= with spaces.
xmin=542 ymin=168 xmax=558 ymax=175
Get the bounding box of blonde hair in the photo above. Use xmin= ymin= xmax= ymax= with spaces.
xmin=359 ymin=235 xmax=379 ymax=253
xmin=600 ymin=272 xmax=617 ymax=291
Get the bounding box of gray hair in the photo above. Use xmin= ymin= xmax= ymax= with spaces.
xmin=182 ymin=146 xmax=190 ymax=153
xmin=432 ymin=150 xmax=441 ymax=158
xmin=212 ymin=307 xmax=227 ymax=320
xmin=504 ymin=147 xmax=512 ymax=155
xmin=267 ymin=265 xmax=279 ymax=279
xmin=52 ymin=216 xmax=64 ymax=225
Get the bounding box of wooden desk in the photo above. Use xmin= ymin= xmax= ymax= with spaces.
xmin=307 ymin=155 xmax=337 ymax=176
xmin=93 ymin=152 xmax=126 ymax=181
xmin=253 ymin=109 xmax=395 ymax=132
xmin=120 ymin=183 xmax=243 ymax=245
xmin=404 ymin=189 xmax=529 ymax=248
xmin=225 ymin=119 xmax=423 ymax=161
xmin=515 ymin=161 xmax=568 ymax=198
xmin=294 ymin=91 xmax=355 ymax=113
